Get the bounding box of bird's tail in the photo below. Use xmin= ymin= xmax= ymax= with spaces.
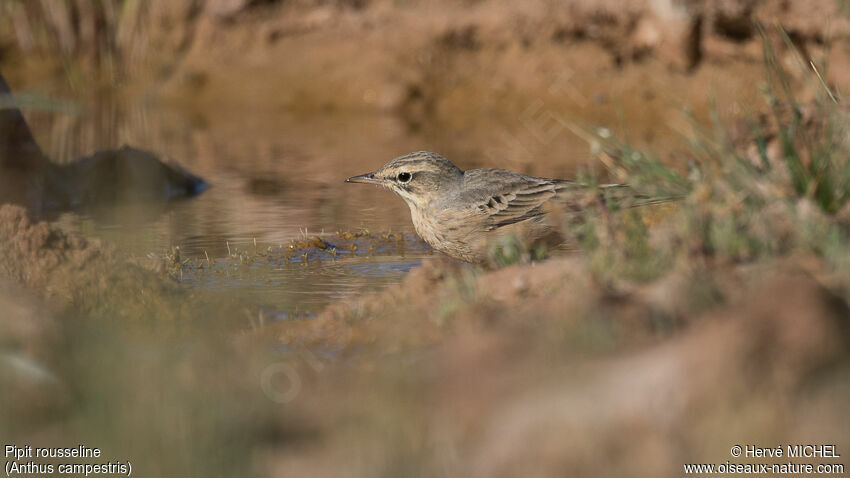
xmin=599 ymin=183 xmax=686 ymax=209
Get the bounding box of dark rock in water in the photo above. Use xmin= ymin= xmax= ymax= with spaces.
xmin=0 ymin=72 xmax=207 ymax=212
xmin=0 ymin=76 xmax=45 ymax=168
xmin=45 ymin=146 xmax=209 ymax=209
xmin=0 ymin=74 xmax=51 ymax=209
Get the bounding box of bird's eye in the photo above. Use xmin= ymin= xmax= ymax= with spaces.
xmin=397 ymin=172 xmax=412 ymax=183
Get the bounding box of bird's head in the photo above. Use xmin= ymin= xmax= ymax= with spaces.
xmin=346 ymin=151 xmax=463 ymax=206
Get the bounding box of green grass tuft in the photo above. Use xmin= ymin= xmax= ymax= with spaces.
xmin=560 ymin=28 xmax=850 ymax=283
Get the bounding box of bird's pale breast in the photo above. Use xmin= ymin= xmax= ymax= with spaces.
xmin=408 ymin=199 xmax=559 ymax=263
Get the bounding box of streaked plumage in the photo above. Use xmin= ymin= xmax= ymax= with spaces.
xmin=346 ymin=151 xmax=639 ymax=263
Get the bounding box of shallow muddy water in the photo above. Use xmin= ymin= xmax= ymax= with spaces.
xmin=24 ymin=91 xmax=622 ymax=312
xmin=28 ymin=99 xmax=458 ymax=312
xmin=22 ymin=66 xmax=754 ymax=315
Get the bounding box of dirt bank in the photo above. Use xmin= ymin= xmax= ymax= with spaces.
xmin=117 ymin=0 xmax=850 ymax=164
xmin=0 ymin=204 xmax=246 ymax=323
xmin=4 ymin=1 xmax=850 ymax=169
xmin=241 ymin=253 xmax=850 ymax=477
xmin=1 ymin=201 xmax=848 ymax=476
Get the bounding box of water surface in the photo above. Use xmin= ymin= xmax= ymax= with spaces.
xmin=25 ymin=91 xmax=607 ymax=312
xmin=31 ymin=99 xmax=448 ymax=313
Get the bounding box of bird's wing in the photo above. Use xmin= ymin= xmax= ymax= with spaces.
xmin=459 ymin=169 xmax=579 ymax=231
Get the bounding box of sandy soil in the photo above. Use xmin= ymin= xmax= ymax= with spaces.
xmin=2 ymin=202 xmax=847 ymax=476
xmin=5 ymin=0 xmax=850 ymax=170
xmin=251 ymin=260 xmax=850 ymax=477
xmin=2 ymin=1 xmax=850 ymax=476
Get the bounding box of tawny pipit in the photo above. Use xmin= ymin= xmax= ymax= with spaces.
xmin=346 ymin=151 xmax=639 ymax=263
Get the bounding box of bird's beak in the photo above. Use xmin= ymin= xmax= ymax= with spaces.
xmin=345 ymin=172 xmax=388 ymax=185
